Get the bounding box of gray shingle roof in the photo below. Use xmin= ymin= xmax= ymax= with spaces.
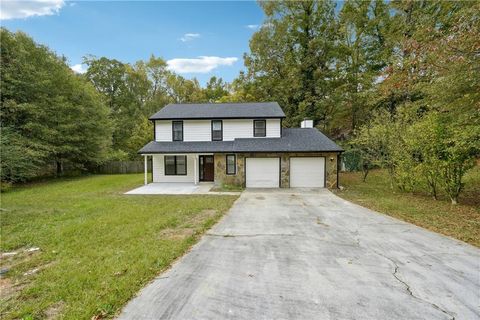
xmin=138 ymin=128 xmax=343 ymax=154
xmin=139 ymin=140 xmax=234 ymax=154
xmin=149 ymin=102 xmax=285 ymax=120
xmin=234 ymin=128 xmax=343 ymax=152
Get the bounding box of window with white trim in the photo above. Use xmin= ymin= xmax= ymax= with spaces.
xmin=165 ymin=156 xmax=187 ymax=175
xmin=212 ymin=120 xmax=223 ymax=141
xmin=172 ymin=121 xmax=183 ymax=141
xmin=253 ymin=120 xmax=266 ymax=137
xmin=226 ymin=154 xmax=236 ymax=175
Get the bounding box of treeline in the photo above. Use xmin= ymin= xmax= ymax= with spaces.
xmin=0 ymin=28 xmax=229 ymax=183
xmin=1 ymin=29 xmax=111 ymax=183
xmin=1 ymin=1 xmax=479 ymax=199
xmin=235 ymin=0 xmax=479 ymax=204
xmin=82 ymin=56 xmax=230 ymax=159
xmin=344 ymin=1 xmax=479 ymax=204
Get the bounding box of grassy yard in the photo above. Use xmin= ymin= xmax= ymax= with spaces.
xmin=336 ymin=166 xmax=480 ymax=247
xmin=0 ymin=174 xmax=238 ymax=319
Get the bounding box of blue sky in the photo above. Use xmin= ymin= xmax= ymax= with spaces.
xmin=0 ymin=1 xmax=265 ymax=85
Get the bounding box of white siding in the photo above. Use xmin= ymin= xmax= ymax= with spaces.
xmin=266 ymin=119 xmax=281 ymax=138
xmin=152 ymin=154 xmax=195 ymax=183
xmin=223 ymin=119 xmax=253 ymax=141
xmin=155 ymin=120 xmax=172 ymax=142
xmin=184 ymin=120 xmax=211 ymax=141
xmin=155 ymin=118 xmax=282 ymax=141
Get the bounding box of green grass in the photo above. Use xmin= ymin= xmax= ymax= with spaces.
xmin=0 ymin=174 xmax=238 ymax=319
xmin=335 ymin=166 xmax=480 ymax=247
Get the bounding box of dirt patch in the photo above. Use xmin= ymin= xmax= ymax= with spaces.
xmin=158 ymin=209 xmax=218 ymax=240
xmin=188 ymin=209 xmax=217 ymax=225
xmin=0 ymin=277 xmax=25 ymax=300
xmin=159 ymin=227 xmax=195 ymax=240
xmin=43 ymin=301 xmax=65 ymax=319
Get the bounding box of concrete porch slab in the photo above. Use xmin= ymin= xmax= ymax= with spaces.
xmin=125 ymin=182 xmax=214 ymax=195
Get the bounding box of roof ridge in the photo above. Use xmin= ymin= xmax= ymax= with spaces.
xmin=166 ymin=102 xmax=278 ymax=105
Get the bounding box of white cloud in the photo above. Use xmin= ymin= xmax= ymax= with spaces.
xmin=245 ymin=24 xmax=259 ymax=30
xmin=166 ymin=56 xmax=238 ymax=74
xmin=179 ymin=33 xmax=200 ymax=42
xmin=0 ymin=0 xmax=65 ymax=20
xmin=70 ymin=63 xmax=86 ymax=74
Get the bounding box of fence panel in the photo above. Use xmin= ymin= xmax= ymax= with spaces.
xmin=95 ymin=161 xmax=152 ymax=174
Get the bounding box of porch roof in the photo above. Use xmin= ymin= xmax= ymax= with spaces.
xmin=139 ymin=140 xmax=234 ymax=154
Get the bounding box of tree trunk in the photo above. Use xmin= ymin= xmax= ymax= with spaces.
xmin=428 ymin=178 xmax=437 ymax=200
xmin=56 ymin=161 xmax=63 ymax=176
xmin=362 ymin=168 xmax=369 ymax=182
xmin=451 ymin=197 xmax=458 ymax=205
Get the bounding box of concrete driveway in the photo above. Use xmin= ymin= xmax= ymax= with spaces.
xmin=118 ymin=189 xmax=480 ymax=320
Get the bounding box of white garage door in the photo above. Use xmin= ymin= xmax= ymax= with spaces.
xmin=245 ymin=158 xmax=280 ymax=188
xmin=290 ymin=157 xmax=325 ymax=188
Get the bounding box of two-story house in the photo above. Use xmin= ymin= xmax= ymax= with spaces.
xmin=139 ymin=102 xmax=343 ymax=188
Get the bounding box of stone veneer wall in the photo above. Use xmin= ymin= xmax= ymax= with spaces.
xmin=214 ymin=152 xmax=339 ymax=189
xmin=214 ymin=153 xmax=245 ymax=186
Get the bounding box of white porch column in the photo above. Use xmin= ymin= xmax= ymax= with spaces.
xmin=144 ymin=155 xmax=148 ymax=185
xmin=194 ymin=155 xmax=198 ymax=185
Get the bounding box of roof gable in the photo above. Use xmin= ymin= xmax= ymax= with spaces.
xmin=149 ymin=102 xmax=285 ymax=120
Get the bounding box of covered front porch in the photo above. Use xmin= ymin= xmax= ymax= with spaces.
xmin=140 ymin=153 xmax=215 ymax=185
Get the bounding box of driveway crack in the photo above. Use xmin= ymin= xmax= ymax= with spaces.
xmin=206 ymin=233 xmax=295 ymax=238
xmin=373 ymin=249 xmax=455 ymax=320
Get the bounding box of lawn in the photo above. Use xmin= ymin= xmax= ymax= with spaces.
xmin=336 ymin=166 xmax=480 ymax=247
xmin=0 ymin=174 xmax=238 ymax=319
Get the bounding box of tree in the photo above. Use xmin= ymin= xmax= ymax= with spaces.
xmin=336 ymin=0 xmax=391 ymax=132
xmin=0 ymin=127 xmax=46 ymax=183
xmin=244 ymin=0 xmax=339 ymax=128
xmin=125 ymin=117 xmax=153 ymax=158
xmin=165 ymin=74 xmax=205 ymax=103
xmin=401 ymin=116 xmax=441 ymax=199
xmin=0 ymin=28 xmax=111 ymax=181
xmin=203 ymin=76 xmax=229 ymax=102
xmin=217 ymin=72 xmax=263 ymax=103
xmin=352 ymin=110 xmax=399 ymax=184
xmin=83 ymin=56 xmax=144 ymax=153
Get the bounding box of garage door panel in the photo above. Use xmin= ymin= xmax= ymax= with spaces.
xmin=290 ymin=157 xmax=325 ymax=188
xmin=245 ymin=158 xmax=280 ymax=188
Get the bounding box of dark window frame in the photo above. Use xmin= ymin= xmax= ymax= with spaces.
xmin=172 ymin=121 xmax=183 ymax=141
xmin=164 ymin=155 xmax=187 ymax=175
xmin=211 ymin=120 xmax=223 ymax=141
xmin=253 ymin=119 xmax=266 ymax=137
xmin=226 ymin=154 xmax=236 ymax=175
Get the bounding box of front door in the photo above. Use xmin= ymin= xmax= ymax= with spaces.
xmin=199 ymin=155 xmax=214 ymax=181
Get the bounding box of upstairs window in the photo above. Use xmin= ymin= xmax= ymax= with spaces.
xmin=165 ymin=155 xmax=187 ymax=175
xmin=211 ymin=120 xmax=223 ymax=141
xmin=172 ymin=121 xmax=183 ymax=141
xmin=253 ymin=120 xmax=266 ymax=137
